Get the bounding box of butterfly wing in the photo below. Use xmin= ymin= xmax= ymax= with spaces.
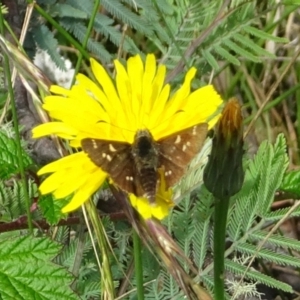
xmin=158 ymin=123 xmax=208 ymax=188
xmin=81 ymin=138 xmax=137 ymax=195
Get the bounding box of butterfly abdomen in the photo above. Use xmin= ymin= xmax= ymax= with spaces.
xmin=139 ymin=167 xmax=157 ymax=203
xmin=132 ymin=130 xmax=159 ymax=203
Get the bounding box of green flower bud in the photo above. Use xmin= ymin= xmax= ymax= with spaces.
xmin=204 ymin=98 xmax=244 ymax=198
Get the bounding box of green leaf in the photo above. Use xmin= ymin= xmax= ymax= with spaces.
xmin=50 ymin=3 xmax=87 ymax=19
xmin=0 ymin=131 xmax=32 ymax=179
xmin=60 ymin=20 xmax=112 ymax=63
xmin=280 ymin=169 xmax=300 ymax=197
xmin=201 ymin=49 xmax=219 ymax=70
xmin=223 ymin=39 xmax=261 ymax=63
xmin=228 ymin=134 xmax=288 ymax=237
xmin=250 ymin=230 xmax=300 ymax=252
xmin=0 ymin=236 xmax=79 ymax=300
xmin=101 ymin=0 xmax=153 ymax=36
xmin=225 ymin=260 xmax=292 ymax=293
xmin=214 ymin=45 xmax=240 ymax=65
xmin=233 ymin=33 xmax=276 ymax=58
xmin=282 ymin=0 xmax=300 ymax=3
xmin=265 ymin=206 xmax=300 ymax=222
xmin=243 ymin=25 xmax=288 ymax=43
xmin=32 ymin=25 xmax=66 ymax=71
xmin=38 ymin=194 xmax=68 ymax=225
xmin=237 ymin=243 xmax=300 ymax=268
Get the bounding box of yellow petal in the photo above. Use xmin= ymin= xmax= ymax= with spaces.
xmin=76 ymin=73 xmax=114 ymax=120
xmin=32 ymin=122 xmax=77 ymax=139
xmin=162 ymin=67 xmax=196 ymax=121
xmin=148 ymin=84 xmax=170 ymax=137
xmin=130 ymin=196 xmax=152 ymax=220
xmin=38 ymin=152 xmax=85 ymax=175
xmin=50 ymin=85 xmax=72 ymax=96
xmin=114 ymin=60 xmax=135 ymax=131
xmin=142 ymin=54 xmax=156 ymax=113
xmin=150 ymin=64 xmax=167 ymax=111
xmin=91 ymin=59 xmax=123 ymax=118
xmin=151 ymin=202 xmax=169 ymax=220
xmin=127 ymin=55 xmax=143 ymax=126
xmin=61 ymin=169 xmax=107 ymax=212
xmin=39 ymin=169 xmax=67 ymax=194
xmin=152 ymin=84 xmax=223 ymax=139
xmin=183 ymin=85 xmax=223 ymax=116
xmin=53 ymin=169 xmax=91 ymax=198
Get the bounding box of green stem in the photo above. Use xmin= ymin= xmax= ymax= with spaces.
xmin=133 ymin=229 xmax=144 ymax=300
xmin=0 ymin=5 xmax=33 ymax=234
xmin=73 ymin=0 xmax=100 ymax=85
xmin=213 ymin=196 xmax=230 ymax=300
xmin=85 ymin=200 xmax=115 ymax=299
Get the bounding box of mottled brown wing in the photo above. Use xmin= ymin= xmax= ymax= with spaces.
xmin=158 ymin=123 xmax=208 ymax=188
xmin=81 ymin=138 xmax=137 ymax=195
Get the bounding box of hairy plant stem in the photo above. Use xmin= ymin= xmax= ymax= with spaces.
xmin=133 ymin=229 xmax=144 ymax=300
xmin=0 ymin=8 xmax=33 ymax=234
xmin=213 ymin=196 xmax=230 ymax=300
xmin=85 ymin=200 xmax=115 ymax=299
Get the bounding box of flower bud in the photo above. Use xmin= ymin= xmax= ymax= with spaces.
xmin=204 ymin=98 xmax=244 ymax=198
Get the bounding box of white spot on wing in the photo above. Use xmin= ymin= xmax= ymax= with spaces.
xmin=126 ymin=176 xmax=134 ymax=181
xmin=92 ymin=140 xmax=98 ymax=149
xmin=182 ymin=141 xmax=191 ymax=152
xmin=165 ymin=170 xmax=172 ymax=177
xmin=109 ymin=144 xmax=117 ymax=152
xmin=174 ymin=135 xmax=181 ymax=144
xmin=102 ymin=153 xmax=112 ymax=161
xmin=192 ymin=126 xmax=197 ymax=135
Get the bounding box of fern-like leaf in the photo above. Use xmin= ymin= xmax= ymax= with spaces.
xmin=32 ymin=24 xmax=66 ymax=70
xmin=225 ymin=259 xmax=292 ymax=293
xmin=250 ymin=230 xmax=300 ymax=252
xmin=101 ymin=0 xmax=153 ymax=35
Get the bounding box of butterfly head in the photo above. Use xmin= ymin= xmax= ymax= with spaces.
xmin=132 ymin=129 xmax=159 ymax=169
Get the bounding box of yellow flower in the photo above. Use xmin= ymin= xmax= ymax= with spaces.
xmin=33 ymin=54 xmax=223 ymax=219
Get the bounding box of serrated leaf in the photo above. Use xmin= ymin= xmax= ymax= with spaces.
xmin=223 ymin=39 xmax=261 ymax=63
xmin=0 ymin=236 xmax=79 ymax=300
xmin=280 ymin=169 xmax=300 ymax=197
xmin=0 ymin=236 xmax=60 ymax=261
xmin=233 ymin=33 xmax=276 ymax=58
xmin=60 ymin=20 xmax=112 ymax=63
xmin=50 ymin=3 xmax=87 ymax=19
xmin=225 ymin=260 xmax=292 ymax=293
xmin=101 ymin=0 xmax=153 ymax=36
xmin=32 ymin=25 xmax=66 ymax=71
xmin=201 ymin=49 xmax=219 ymax=70
xmin=38 ymin=194 xmax=68 ymax=225
xmin=0 ymin=132 xmax=32 ymax=179
xmin=237 ymin=243 xmax=300 ymax=267
xmin=244 ymin=26 xmax=288 ymax=43
xmin=250 ymin=230 xmax=300 ymax=252
xmin=265 ymin=206 xmax=300 ymax=221
xmin=214 ymin=45 xmax=240 ymax=65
